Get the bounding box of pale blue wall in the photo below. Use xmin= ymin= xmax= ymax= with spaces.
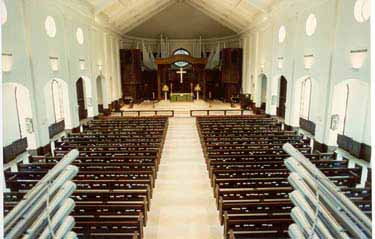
xmin=2 ymin=0 xmax=123 ymax=148
xmin=250 ymin=0 xmax=371 ymax=146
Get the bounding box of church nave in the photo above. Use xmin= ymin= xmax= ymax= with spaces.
xmin=1 ymin=0 xmax=373 ymax=238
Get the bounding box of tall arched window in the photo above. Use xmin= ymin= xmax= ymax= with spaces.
xmin=342 ymin=84 xmax=350 ymax=135
xmin=299 ymin=78 xmax=312 ymax=119
xmin=14 ymin=87 xmax=23 ymax=138
xmin=51 ymin=80 xmax=64 ymax=122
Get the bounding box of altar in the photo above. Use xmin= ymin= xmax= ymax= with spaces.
xmin=170 ymin=93 xmax=193 ymax=102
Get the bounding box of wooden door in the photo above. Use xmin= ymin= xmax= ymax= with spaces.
xmin=277 ymin=76 xmax=287 ymax=118
xmin=76 ymin=78 xmax=87 ymax=120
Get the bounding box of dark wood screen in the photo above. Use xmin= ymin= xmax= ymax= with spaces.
xmin=219 ymin=48 xmax=243 ymax=102
xmin=3 ymin=137 xmax=28 ymax=164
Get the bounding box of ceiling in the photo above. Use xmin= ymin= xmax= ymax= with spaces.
xmin=88 ymin=0 xmax=280 ymax=38
xmin=127 ymin=3 xmax=236 ymax=39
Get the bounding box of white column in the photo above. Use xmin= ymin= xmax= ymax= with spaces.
xmin=241 ymin=33 xmax=251 ymax=94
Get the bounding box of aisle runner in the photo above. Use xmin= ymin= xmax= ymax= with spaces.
xmin=144 ymin=117 xmax=222 ymax=239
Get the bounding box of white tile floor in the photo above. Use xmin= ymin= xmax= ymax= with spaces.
xmin=144 ymin=117 xmax=223 ymax=239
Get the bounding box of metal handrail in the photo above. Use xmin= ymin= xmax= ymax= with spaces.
xmin=4 ymin=149 xmax=79 ymax=239
xmin=283 ymin=143 xmax=372 ymax=239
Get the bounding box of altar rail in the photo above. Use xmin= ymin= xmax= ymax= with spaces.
xmin=190 ymin=109 xmax=252 ymax=117
xmin=115 ymin=110 xmax=175 ymax=117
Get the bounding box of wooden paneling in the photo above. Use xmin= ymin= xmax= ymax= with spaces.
xmin=219 ymin=48 xmax=243 ymax=102
xmin=49 ymin=120 xmax=65 ymax=139
xmin=299 ymin=118 xmax=316 ymax=136
xmin=3 ymin=138 xmax=28 ymax=164
xmin=120 ymin=49 xmax=143 ymax=101
xmin=337 ymin=134 xmax=371 ymax=162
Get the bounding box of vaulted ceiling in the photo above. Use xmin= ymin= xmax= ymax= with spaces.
xmin=88 ymin=0 xmax=279 ymax=38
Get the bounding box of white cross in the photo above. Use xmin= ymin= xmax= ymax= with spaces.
xmin=177 ymin=68 xmax=187 ymax=84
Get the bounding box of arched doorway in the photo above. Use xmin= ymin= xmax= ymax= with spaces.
xmin=96 ymin=75 xmax=105 ymax=113
xmin=328 ymin=79 xmax=369 ymax=145
xmin=44 ymin=79 xmax=72 ymax=129
xmin=3 ymin=83 xmax=37 ymax=149
xmin=277 ymin=76 xmax=287 ymax=119
xmin=76 ymin=77 xmax=93 ymax=120
xmin=291 ymin=76 xmax=313 ymax=126
xmin=76 ymin=77 xmax=87 ymax=120
xmin=258 ymin=74 xmax=268 ymax=110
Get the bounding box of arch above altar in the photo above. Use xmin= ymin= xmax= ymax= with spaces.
xmin=155 ymin=55 xmax=208 ymax=65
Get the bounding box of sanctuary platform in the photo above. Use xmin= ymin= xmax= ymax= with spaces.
xmin=120 ymin=100 xmax=249 ymax=117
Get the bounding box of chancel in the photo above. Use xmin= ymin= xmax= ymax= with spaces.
xmin=1 ymin=0 xmax=373 ymax=239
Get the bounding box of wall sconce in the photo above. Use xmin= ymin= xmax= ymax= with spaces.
xmin=49 ymin=56 xmax=59 ymax=72
xmin=350 ymin=49 xmax=367 ymax=69
xmin=260 ymin=62 xmax=265 ymax=72
xmin=304 ymin=54 xmax=315 ymax=70
xmin=277 ymin=57 xmax=284 ymax=69
xmin=2 ymin=53 xmax=13 ymax=72
xmin=97 ymin=64 xmax=103 ymax=72
xmin=79 ymin=59 xmax=86 ymax=70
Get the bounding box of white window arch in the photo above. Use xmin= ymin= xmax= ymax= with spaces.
xmin=76 ymin=27 xmax=84 ymax=45
xmin=354 ymin=0 xmax=371 ymax=23
xmin=278 ymin=25 xmax=286 ymax=43
xmin=1 ymin=0 xmax=7 ymax=25
xmin=306 ymin=14 xmax=317 ymax=36
xmin=45 ymin=16 xmax=57 ymax=38
xmin=299 ymin=78 xmax=312 ymax=120
xmin=51 ymin=79 xmax=65 ymax=122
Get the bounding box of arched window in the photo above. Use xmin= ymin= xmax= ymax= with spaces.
xmin=299 ymin=78 xmax=312 ymax=119
xmin=14 ymin=87 xmax=23 ymax=138
xmin=173 ymin=48 xmax=190 ymax=68
xmin=51 ymin=80 xmax=64 ymax=122
xmin=342 ymin=84 xmax=350 ymax=134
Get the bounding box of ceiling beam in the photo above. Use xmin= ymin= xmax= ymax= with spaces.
xmin=95 ymin=0 xmax=118 ymax=14
xmin=120 ymin=0 xmax=175 ymax=33
xmin=189 ymin=0 xmax=248 ymax=30
xmin=109 ymin=0 xmax=162 ymax=23
xmin=246 ymin=0 xmax=268 ymax=13
xmin=187 ymin=0 xmax=243 ymax=33
xmin=114 ymin=0 xmax=170 ymax=28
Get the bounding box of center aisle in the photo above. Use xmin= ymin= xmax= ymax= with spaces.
xmin=144 ymin=117 xmax=222 ymax=239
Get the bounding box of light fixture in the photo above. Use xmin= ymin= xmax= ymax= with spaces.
xmin=304 ymin=54 xmax=315 ymax=69
xmin=278 ymin=57 xmax=284 ymax=69
xmin=49 ymin=56 xmax=59 ymax=72
xmin=97 ymin=64 xmax=103 ymax=72
xmin=79 ymin=59 xmax=85 ymax=70
xmin=260 ymin=61 xmax=265 ymax=72
xmin=2 ymin=53 xmax=13 ymax=72
xmin=350 ymin=49 xmax=367 ymax=69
